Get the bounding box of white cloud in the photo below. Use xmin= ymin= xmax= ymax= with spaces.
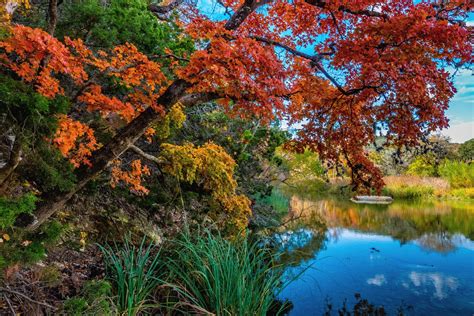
xmin=367 ymin=274 xmax=386 ymax=286
xmin=441 ymin=121 xmax=474 ymax=143
xmin=409 ymin=272 xmax=459 ymax=300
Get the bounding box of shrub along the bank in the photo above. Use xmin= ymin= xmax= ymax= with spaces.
xmin=439 ymin=160 xmax=474 ymax=189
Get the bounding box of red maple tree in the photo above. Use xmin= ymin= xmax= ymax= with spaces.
xmin=0 ymin=0 xmax=471 ymax=229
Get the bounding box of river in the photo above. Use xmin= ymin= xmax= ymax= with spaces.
xmin=274 ymin=195 xmax=474 ymax=315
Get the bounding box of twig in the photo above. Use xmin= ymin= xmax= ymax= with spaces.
xmin=3 ymin=293 xmax=15 ymax=316
xmin=0 ymin=287 xmax=57 ymax=311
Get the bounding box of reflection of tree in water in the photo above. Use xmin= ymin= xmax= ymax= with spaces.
xmin=282 ymin=195 xmax=474 ymax=253
xmin=273 ymin=227 xmax=328 ymax=267
xmin=417 ymin=232 xmax=456 ymax=253
xmin=323 ymin=293 xmax=414 ymax=316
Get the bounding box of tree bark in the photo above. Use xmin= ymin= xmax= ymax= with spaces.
xmin=47 ymin=0 xmax=58 ymax=35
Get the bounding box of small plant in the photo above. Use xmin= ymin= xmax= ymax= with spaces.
xmin=99 ymin=237 xmax=163 ymax=316
xmin=164 ymin=230 xmax=291 ymax=316
xmin=450 ymin=188 xmax=474 ymax=199
xmin=63 ymin=280 xmax=114 ymax=315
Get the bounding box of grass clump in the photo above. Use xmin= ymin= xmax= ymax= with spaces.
xmin=165 ymin=230 xmax=290 ymax=316
xmin=382 ymin=175 xmax=449 ymax=199
xmin=99 ymin=237 xmax=163 ymax=316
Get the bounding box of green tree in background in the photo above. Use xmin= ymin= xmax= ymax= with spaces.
xmin=55 ymin=0 xmax=193 ymax=56
xmin=459 ymin=139 xmax=474 ymax=162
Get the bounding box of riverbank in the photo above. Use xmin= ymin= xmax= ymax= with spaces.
xmin=277 ymin=175 xmax=474 ymax=202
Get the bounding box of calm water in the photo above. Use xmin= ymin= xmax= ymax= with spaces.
xmin=275 ymin=196 xmax=474 ymax=315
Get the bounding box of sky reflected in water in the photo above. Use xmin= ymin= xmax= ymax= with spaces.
xmin=276 ymin=197 xmax=474 ymax=315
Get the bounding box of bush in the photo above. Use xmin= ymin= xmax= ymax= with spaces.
xmin=0 ymin=220 xmax=64 ymax=269
xmin=22 ymin=142 xmax=77 ymax=193
xmin=164 ymin=230 xmax=290 ymax=316
xmin=99 ymin=237 xmax=163 ymax=316
xmin=63 ymin=280 xmax=114 ymax=315
xmin=439 ymin=160 xmax=474 ymax=188
xmin=56 ymin=0 xmax=193 ymax=56
xmin=450 ymin=188 xmax=474 ymax=199
xmin=406 ymin=155 xmax=437 ymax=177
xmin=0 ymin=193 xmax=37 ymax=229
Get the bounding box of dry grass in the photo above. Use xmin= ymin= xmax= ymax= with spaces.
xmin=383 ymin=175 xmax=450 ymax=198
xmin=384 ymin=175 xmax=450 ymax=190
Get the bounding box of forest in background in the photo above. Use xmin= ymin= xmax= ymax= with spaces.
xmin=0 ymin=0 xmax=472 ymax=314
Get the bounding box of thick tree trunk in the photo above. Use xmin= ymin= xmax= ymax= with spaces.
xmin=26 ymin=79 xmax=190 ymax=230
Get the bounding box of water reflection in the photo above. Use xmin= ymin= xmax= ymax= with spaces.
xmin=283 ymin=195 xmax=474 ymax=252
xmin=407 ymin=271 xmax=459 ymax=300
xmin=275 ymin=195 xmax=474 ymax=315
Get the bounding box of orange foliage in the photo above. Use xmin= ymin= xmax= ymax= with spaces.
xmin=110 ymin=159 xmax=151 ymax=195
xmin=53 ymin=115 xmax=99 ymax=168
xmin=1 ymin=0 xmax=472 ymax=195
xmin=0 ymin=25 xmax=87 ymax=97
xmin=0 ymin=25 xmax=169 ymax=167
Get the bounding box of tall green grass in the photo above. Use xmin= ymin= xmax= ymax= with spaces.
xmin=99 ymin=237 xmax=163 ymax=316
xmin=164 ymin=231 xmax=290 ymax=315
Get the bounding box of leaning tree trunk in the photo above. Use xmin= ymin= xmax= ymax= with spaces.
xmin=25 ymin=0 xmax=259 ymax=230
xmin=26 ymin=79 xmax=190 ymax=231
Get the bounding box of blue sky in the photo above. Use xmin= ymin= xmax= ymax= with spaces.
xmin=197 ymin=1 xmax=473 ymax=143
xmin=443 ymin=66 xmax=474 ymax=143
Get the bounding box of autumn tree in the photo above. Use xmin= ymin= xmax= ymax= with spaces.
xmin=0 ymin=0 xmax=472 ymax=230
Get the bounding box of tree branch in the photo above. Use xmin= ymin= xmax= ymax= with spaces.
xmin=304 ymin=0 xmax=388 ymax=20
xmin=129 ymin=144 xmax=166 ymax=165
xmin=251 ymin=36 xmax=382 ymax=96
xmin=0 ymin=287 xmax=57 ymax=311
xmin=178 ymin=92 xmax=220 ymax=107
xmin=224 ymin=0 xmax=272 ymax=30
xmin=251 ymin=36 xmax=352 ymax=95
xmin=149 ymin=0 xmax=185 ymax=21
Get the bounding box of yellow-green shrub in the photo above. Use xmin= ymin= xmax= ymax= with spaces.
xmin=450 ymin=188 xmax=474 ymax=199
xmin=159 ymin=142 xmax=251 ymax=234
xmin=439 ymin=160 xmax=474 ymax=188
